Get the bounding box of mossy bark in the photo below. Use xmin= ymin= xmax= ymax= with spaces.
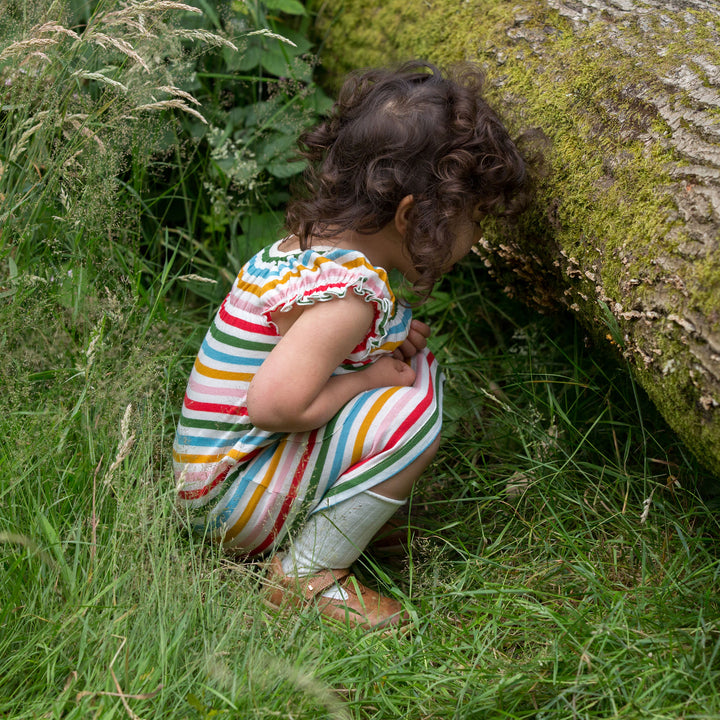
xmin=313 ymin=0 xmax=720 ymax=476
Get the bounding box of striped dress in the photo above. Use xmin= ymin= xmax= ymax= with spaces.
xmin=173 ymin=239 xmax=444 ymax=555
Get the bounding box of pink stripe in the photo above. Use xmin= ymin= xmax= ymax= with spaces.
xmin=179 ymin=465 xmax=231 ymax=501
xmin=348 ymin=352 xmax=436 ymax=474
xmin=250 ymin=429 xmax=319 ymax=555
xmin=362 ymin=352 xmax=432 ymax=454
xmin=178 ymin=446 xmax=264 ymax=501
xmin=174 ymin=468 xmax=216 ymax=483
xmin=239 ymin=438 xmax=306 ymax=548
xmin=188 ymin=377 xmax=247 ymax=398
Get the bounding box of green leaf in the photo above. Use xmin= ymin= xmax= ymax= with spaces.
xmin=240 ymin=211 xmax=284 ymax=245
xmin=229 ymin=40 xmax=263 ymax=71
xmin=597 ymin=299 xmax=624 ymax=348
xmin=264 ymin=0 xmax=307 ymax=15
xmin=254 ymin=132 xmax=297 ymax=162
xmin=260 ymin=43 xmax=299 ymax=77
xmin=37 ymin=512 xmax=76 ymax=597
xmin=267 ymin=159 xmax=305 ymax=178
xmin=273 ymin=25 xmax=313 ymax=54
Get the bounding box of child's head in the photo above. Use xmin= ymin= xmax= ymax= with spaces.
xmin=286 ymin=60 xmax=532 ymax=292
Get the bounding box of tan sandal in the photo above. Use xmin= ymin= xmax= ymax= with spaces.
xmin=263 ymin=556 xmax=409 ymax=630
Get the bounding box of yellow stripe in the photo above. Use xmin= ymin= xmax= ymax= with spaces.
xmin=174 ymin=450 xmax=222 ymax=464
xmin=377 ymin=340 xmax=403 ymax=353
xmin=194 ymin=357 xmax=253 ymax=382
xmin=351 ymin=387 xmax=398 ymax=464
xmin=173 ymin=446 xmax=248 ymax=465
xmin=223 ymin=438 xmax=288 ymax=541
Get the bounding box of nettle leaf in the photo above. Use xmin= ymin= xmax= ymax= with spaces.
xmin=275 ymin=25 xmax=313 ymax=55
xmin=264 ymin=0 xmax=306 ymax=15
xmin=254 ymin=132 xmax=305 ymax=178
xmin=255 ymin=132 xmax=297 ymax=160
xmin=308 ymin=88 xmax=334 ymax=115
xmin=241 ymin=210 xmax=284 ymax=241
xmin=260 ymin=42 xmax=300 ymax=77
xmin=267 ymin=159 xmax=305 ymax=178
xmin=228 ymin=39 xmax=263 ymax=71
xmin=242 ymin=98 xmax=303 ymax=136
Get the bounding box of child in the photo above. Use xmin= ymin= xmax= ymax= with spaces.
xmin=173 ymin=61 xmax=530 ymax=630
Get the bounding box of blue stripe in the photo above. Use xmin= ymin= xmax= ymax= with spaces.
xmin=201 ymin=338 xmax=264 ymax=366
xmin=175 ymin=433 xmax=234 ymax=449
xmin=176 ymin=428 xmax=281 ymax=450
xmin=324 ymin=392 xmax=374 ymax=484
xmin=203 ymin=445 xmax=280 ymax=530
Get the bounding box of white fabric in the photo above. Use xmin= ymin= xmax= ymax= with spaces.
xmin=281 ymin=490 xmax=405 ymax=599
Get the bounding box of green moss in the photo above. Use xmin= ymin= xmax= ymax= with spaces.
xmin=313 ymin=0 xmax=705 ymax=282
xmin=313 ymin=0 xmax=720 ymax=475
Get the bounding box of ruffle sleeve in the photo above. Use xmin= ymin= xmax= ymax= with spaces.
xmin=262 ymin=248 xmax=396 ymax=360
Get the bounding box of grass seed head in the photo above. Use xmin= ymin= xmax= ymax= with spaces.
xmin=0 ymin=37 xmax=59 ymax=60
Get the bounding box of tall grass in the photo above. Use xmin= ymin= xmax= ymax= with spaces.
xmin=2 ymin=2 xmax=720 ymax=718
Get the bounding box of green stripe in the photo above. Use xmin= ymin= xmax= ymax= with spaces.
xmin=304 ymin=419 xmax=340 ymax=501
xmin=324 ymin=370 xmax=443 ymax=498
xmin=180 ymin=416 xmax=248 ymax=433
xmin=209 ymin=322 xmax=275 ymax=352
xmin=324 ymin=415 xmax=436 ymax=498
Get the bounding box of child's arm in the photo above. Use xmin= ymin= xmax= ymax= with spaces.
xmin=247 ymin=293 xmax=415 ymax=433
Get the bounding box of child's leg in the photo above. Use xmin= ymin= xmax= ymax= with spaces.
xmin=281 ymin=491 xmax=405 ymax=576
xmin=281 ymin=436 xmax=439 ymax=576
xmin=266 ymin=349 xmax=442 ymax=628
xmin=368 ymin=434 xmax=441 ymax=500
xmin=268 ymin=439 xmax=439 ymax=628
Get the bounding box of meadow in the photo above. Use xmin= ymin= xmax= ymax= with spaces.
xmin=1 ymin=2 xmax=719 ymax=718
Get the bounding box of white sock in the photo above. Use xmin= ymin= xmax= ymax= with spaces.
xmin=281 ymin=490 xmax=405 ymax=600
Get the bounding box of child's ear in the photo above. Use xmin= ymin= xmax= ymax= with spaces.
xmin=394 ymin=195 xmax=414 ymax=237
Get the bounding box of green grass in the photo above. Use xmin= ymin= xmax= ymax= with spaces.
xmin=2 ymin=251 xmax=719 ymax=719
xmin=2 ymin=2 xmax=720 ymax=718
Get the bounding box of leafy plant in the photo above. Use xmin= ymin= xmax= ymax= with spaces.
xmin=131 ymin=0 xmax=333 ymax=300
xmin=3 ymin=3 xmax=719 ymax=719
xmin=0 ymin=0 xmax=332 ymax=308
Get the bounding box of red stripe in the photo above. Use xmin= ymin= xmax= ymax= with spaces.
xmin=347 ymin=352 xmax=437 ymax=474
xmin=300 ymin=281 xmax=350 ymax=298
xmin=353 ymin=302 xmax=382 ymax=354
xmin=184 ymin=395 xmax=249 ymax=417
xmin=384 ymin=351 xmax=437 ymax=448
xmin=178 ymin=464 xmax=231 ymax=501
xmin=178 ymin=446 xmax=265 ymax=501
xmin=249 ymin=428 xmax=319 ymax=556
xmin=218 ymin=299 xmax=276 ymax=336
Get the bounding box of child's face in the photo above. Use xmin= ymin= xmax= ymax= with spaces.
xmin=444 ymin=204 xmax=482 ymax=271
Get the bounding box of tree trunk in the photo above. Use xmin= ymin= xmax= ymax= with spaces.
xmin=313 ymin=0 xmax=720 ymax=475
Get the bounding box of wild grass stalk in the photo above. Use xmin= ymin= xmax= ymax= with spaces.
xmin=2 ymin=3 xmax=719 ymax=719
xmin=7 ymin=241 xmax=718 ymax=719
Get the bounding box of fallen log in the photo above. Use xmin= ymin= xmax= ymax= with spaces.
xmin=313 ymin=0 xmax=720 ymax=476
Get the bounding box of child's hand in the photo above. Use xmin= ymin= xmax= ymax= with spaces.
xmin=362 ymin=355 xmax=416 ymax=389
xmin=393 ymin=319 xmax=431 ymax=360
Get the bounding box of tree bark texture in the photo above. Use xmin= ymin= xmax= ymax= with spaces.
xmin=313 ymin=0 xmax=720 ymax=476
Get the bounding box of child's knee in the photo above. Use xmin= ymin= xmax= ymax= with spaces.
xmin=414 ymin=435 xmax=441 ymax=469
xmin=426 ymin=434 xmax=441 ymax=459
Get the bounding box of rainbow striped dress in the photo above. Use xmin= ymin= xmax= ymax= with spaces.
xmin=173 ymin=239 xmax=443 ymax=555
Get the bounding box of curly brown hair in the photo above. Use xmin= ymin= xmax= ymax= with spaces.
xmin=285 ymin=61 xmax=532 ymax=293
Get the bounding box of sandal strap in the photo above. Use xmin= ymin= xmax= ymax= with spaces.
xmin=293 ymin=567 xmax=351 ymax=601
